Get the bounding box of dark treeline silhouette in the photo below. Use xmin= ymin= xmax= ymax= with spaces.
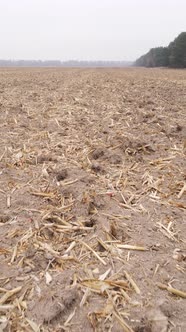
xmin=0 ymin=60 xmax=133 ymax=68
xmin=135 ymin=32 xmax=186 ymax=68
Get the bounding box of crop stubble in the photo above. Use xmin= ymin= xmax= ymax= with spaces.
xmin=0 ymin=67 xmax=186 ymax=331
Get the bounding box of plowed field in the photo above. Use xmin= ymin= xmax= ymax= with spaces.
xmin=0 ymin=68 xmax=186 ymax=332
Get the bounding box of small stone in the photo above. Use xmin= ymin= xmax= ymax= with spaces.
xmin=23 ymin=267 xmax=32 ymax=273
xmin=45 ymin=252 xmax=54 ymax=260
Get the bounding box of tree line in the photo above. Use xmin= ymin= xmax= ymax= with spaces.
xmin=135 ymin=32 xmax=186 ymax=68
xmin=0 ymin=60 xmax=133 ymax=68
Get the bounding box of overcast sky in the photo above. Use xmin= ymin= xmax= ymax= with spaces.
xmin=0 ymin=0 xmax=185 ymax=61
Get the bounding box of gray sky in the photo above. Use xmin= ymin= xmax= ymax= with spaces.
xmin=0 ymin=0 xmax=185 ymax=61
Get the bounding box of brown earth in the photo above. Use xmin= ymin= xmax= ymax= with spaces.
xmin=0 ymin=67 xmax=186 ymax=332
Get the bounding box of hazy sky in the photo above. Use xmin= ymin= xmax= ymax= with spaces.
xmin=0 ymin=0 xmax=185 ymax=61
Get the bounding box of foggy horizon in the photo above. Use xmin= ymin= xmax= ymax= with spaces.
xmin=0 ymin=0 xmax=186 ymax=62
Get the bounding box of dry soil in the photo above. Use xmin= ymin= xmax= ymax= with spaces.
xmin=0 ymin=68 xmax=186 ymax=332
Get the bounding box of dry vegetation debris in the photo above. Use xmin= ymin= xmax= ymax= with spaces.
xmin=0 ymin=68 xmax=186 ymax=331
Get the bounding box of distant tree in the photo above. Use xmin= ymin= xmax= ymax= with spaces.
xmin=168 ymin=32 xmax=186 ymax=68
xmin=135 ymin=47 xmax=169 ymax=67
xmin=135 ymin=32 xmax=186 ymax=68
